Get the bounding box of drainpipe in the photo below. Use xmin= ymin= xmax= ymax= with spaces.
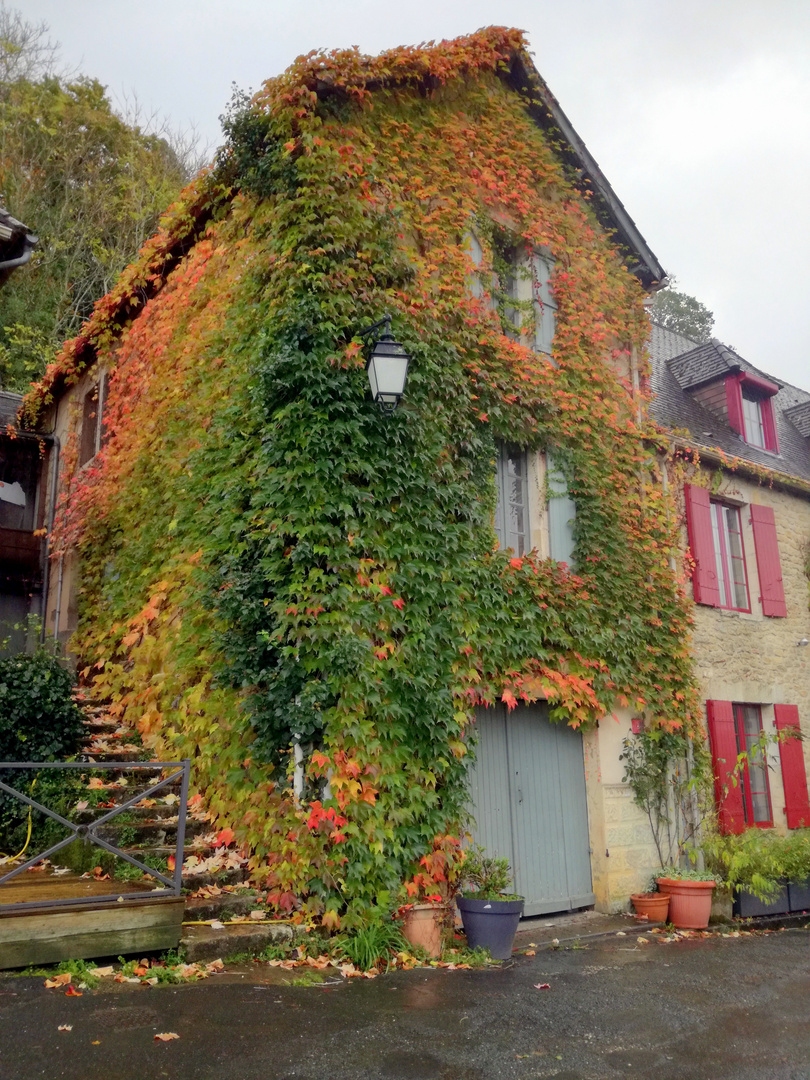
xmin=661 ymin=450 xmax=704 ymax=868
xmin=0 ymin=233 xmax=38 ymax=275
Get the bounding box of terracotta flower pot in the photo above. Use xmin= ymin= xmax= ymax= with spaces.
xmin=630 ymin=892 xmax=670 ymax=922
xmin=657 ymin=877 xmax=715 ymax=929
xmin=401 ymin=903 xmax=445 ymax=958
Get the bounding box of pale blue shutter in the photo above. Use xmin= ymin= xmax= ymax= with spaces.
xmin=547 ymin=451 xmax=575 ymax=567
xmin=532 ymin=254 xmax=556 ymax=356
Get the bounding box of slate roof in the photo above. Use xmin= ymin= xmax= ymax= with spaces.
xmin=649 ymin=321 xmax=810 ymax=484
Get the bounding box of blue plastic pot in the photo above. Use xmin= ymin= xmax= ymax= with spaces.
xmin=456 ymin=896 xmax=524 ymax=959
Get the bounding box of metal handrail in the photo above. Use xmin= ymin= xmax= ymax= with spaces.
xmin=0 ymin=760 xmax=190 ymax=912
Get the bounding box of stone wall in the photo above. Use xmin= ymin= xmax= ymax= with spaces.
xmin=686 ymin=468 xmax=810 ymax=831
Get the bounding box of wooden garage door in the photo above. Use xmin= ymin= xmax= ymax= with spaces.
xmin=467 ymin=703 xmax=594 ymax=916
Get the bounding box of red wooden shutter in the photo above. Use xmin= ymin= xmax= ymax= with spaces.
xmin=750 ymin=504 xmax=787 ymax=617
xmin=684 ymin=484 xmax=720 ymax=606
xmin=774 ymin=704 xmax=810 ymax=829
xmin=760 ymin=397 xmax=779 ymax=453
xmin=725 ymin=374 xmax=744 ymax=436
xmin=706 ymin=700 xmax=745 ymax=834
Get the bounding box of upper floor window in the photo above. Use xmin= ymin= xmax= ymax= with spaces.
xmin=709 ymin=501 xmax=750 ymax=611
xmin=684 ymin=483 xmax=787 ymax=617
xmin=494 ymin=445 xmax=529 ymax=555
xmin=468 ymin=230 xmax=555 ymax=357
xmin=726 ymin=372 xmax=779 ymax=453
xmin=79 ymin=375 xmax=107 ymax=467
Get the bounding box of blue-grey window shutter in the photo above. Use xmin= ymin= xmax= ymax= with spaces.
xmin=533 ymin=254 xmax=556 ymax=356
xmin=547 ymin=451 xmax=575 ymax=567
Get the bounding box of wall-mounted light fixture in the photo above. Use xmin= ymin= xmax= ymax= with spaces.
xmin=359 ymin=314 xmax=410 ymax=413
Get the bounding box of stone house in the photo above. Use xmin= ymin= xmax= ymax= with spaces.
xmin=650 ymin=322 xmax=810 ymax=839
xmin=15 ymin=29 xmax=712 ymax=920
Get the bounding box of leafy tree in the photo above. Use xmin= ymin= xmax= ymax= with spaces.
xmin=650 ymin=278 xmax=714 ymax=344
xmin=0 ymin=5 xmax=197 ymax=390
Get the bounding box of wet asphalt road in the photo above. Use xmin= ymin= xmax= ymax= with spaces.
xmin=1 ymin=929 xmax=809 ymax=1080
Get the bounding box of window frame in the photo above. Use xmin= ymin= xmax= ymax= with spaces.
xmin=732 ymin=703 xmax=774 ymax=828
xmin=709 ymin=500 xmax=751 ymax=613
xmin=726 ymin=372 xmax=779 ymax=453
xmin=494 ymin=444 xmax=530 ymax=556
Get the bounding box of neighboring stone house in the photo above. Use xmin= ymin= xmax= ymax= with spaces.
xmin=18 ymin=29 xmax=707 ymax=920
xmin=0 ymin=207 xmax=41 ymax=654
xmin=650 ymin=322 xmax=810 ymax=838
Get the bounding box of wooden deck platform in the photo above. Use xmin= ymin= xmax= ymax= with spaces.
xmin=0 ymin=871 xmax=184 ymax=968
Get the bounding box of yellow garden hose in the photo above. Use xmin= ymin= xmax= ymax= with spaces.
xmin=0 ymin=776 xmax=37 ymax=862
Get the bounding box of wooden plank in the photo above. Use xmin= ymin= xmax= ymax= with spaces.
xmin=0 ymin=896 xmax=184 ymax=969
xmin=0 ymin=874 xmax=151 ymax=905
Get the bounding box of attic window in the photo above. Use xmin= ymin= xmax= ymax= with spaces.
xmin=725 ymin=372 xmax=779 ymax=453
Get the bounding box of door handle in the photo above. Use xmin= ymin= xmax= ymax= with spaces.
xmin=518 ymin=788 xmax=523 ymax=804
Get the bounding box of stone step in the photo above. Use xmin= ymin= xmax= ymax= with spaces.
xmin=78 ymin=750 xmax=149 ymax=763
xmin=82 ymin=818 xmax=211 ymax=843
xmin=181 ymin=867 xmax=250 ymax=891
xmin=73 ymin=804 xmax=202 ymax=824
xmin=184 ymin=893 xmax=265 ymax=922
xmin=181 ymin=921 xmax=296 ymax=963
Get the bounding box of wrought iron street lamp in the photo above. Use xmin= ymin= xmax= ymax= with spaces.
xmin=361 ymin=314 xmax=410 ymax=413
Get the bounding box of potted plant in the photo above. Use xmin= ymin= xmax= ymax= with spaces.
xmin=455 ymin=846 xmax=523 ymax=959
xmin=398 ymin=894 xmax=447 ymax=958
xmin=630 ymin=886 xmax=670 ymax=923
xmin=700 ymin=826 xmax=810 ymax=916
xmin=657 ymin=867 xmax=716 ymax=929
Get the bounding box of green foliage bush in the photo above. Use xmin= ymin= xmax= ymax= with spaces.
xmin=700 ymin=828 xmax=810 ymax=901
xmin=459 ymin=846 xmax=518 ymax=900
xmin=0 ymin=646 xmax=83 ymax=761
xmin=0 ymin=646 xmax=84 ymax=856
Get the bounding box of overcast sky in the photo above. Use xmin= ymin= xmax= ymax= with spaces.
xmin=23 ymin=0 xmax=810 ymax=390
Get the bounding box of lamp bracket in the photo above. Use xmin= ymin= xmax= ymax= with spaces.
xmin=357 ymin=313 xmax=391 ymax=340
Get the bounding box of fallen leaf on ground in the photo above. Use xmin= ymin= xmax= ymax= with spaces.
xmin=206 ymin=959 xmax=225 ymax=973
xmin=90 ymin=966 xmax=113 ymax=977
xmin=57 ymin=1025 xmax=72 ymax=1032
xmin=616 ymin=931 xmax=626 ymax=936
xmin=65 ymin=986 xmax=83 ymax=997
xmin=636 ymin=937 xmax=650 ymax=946
xmin=533 ymin=983 xmax=551 ymax=990
xmin=44 ymin=973 xmax=71 ymax=988
xmin=154 ymin=1032 xmax=179 ymax=1041
xmin=249 ymin=910 xmax=266 ymax=920
xmin=524 ymin=949 xmax=536 ymax=956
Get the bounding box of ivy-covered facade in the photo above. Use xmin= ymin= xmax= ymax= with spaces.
xmin=22 ymin=29 xmax=701 ymax=919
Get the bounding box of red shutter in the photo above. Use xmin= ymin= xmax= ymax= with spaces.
xmin=774 ymin=704 xmax=810 ymax=829
xmin=750 ymin=504 xmax=787 ymax=617
xmin=760 ymin=396 xmax=779 ymax=453
xmin=706 ymin=700 xmax=745 ymax=834
xmin=684 ymin=484 xmax=720 ymax=606
xmin=725 ymin=374 xmax=744 ymax=436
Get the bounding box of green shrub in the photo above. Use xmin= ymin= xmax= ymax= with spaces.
xmin=459 ymin=846 xmax=520 ymax=900
xmin=0 ymin=646 xmax=84 ymax=857
xmin=699 ymin=828 xmax=810 ymax=901
xmin=0 ymin=646 xmax=83 ymax=761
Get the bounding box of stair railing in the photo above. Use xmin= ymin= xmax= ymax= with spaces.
xmin=0 ymin=759 xmax=190 ymax=912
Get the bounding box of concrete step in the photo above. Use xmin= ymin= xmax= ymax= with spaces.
xmin=181 ymin=921 xmax=296 ymax=963
xmin=87 ymin=818 xmax=211 ymax=843
xmin=78 ymin=750 xmax=150 ymax=763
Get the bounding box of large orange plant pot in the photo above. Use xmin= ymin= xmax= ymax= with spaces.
xmin=401 ymin=904 xmax=445 ymax=958
xmin=657 ymin=878 xmax=715 ymax=929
